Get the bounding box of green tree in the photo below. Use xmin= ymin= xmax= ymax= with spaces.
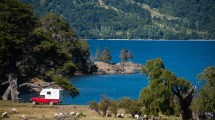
xmin=109 ymin=101 xmax=119 ymax=117
xmin=0 ymin=0 xmax=91 ymax=101
xmin=0 ymin=0 xmax=37 ymax=102
xmin=94 ymin=46 xmax=102 ymax=62
xmin=39 ymin=13 xmax=91 ymax=73
xmin=192 ymin=67 xmax=215 ymax=113
xmin=120 ymin=49 xmax=133 ymax=62
xmin=140 ymin=58 xmax=195 ymax=120
xmin=120 ymin=49 xmax=129 ymax=62
xmin=99 ymin=97 xmax=111 ymax=117
xmin=127 ymin=50 xmax=133 ymax=62
xmin=26 ymin=13 xmax=80 ymax=98
xmin=101 ymin=47 xmax=111 ymax=63
xmin=125 ymin=100 xmax=142 ymax=118
xmin=118 ymin=97 xmax=131 ymax=109
xmin=89 ymin=101 xmax=101 ymax=116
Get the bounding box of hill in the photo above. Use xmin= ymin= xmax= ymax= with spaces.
xmin=21 ymin=0 xmax=215 ymax=40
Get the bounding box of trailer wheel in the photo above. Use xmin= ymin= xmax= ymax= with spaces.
xmin=32 ymin=101 xmax=36 ymax=105
xmin=49 ymin=101 xmax=54 ymax=105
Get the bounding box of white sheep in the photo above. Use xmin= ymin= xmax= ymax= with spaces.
xmin=21 ymin=114 xmax=27 ymax=120
xmin=116 ymin=113 xmax=123 ymax=118
xmin=75 ymin=112 xmax=80 ymax=118
xmin=134 ymin=114 xmax=139 ymax=119
xmin=54 ymin=113 xmax=58 ymax=118
xmin=144 ymin=114 xmax=148 ymax=119
xmin=59 ymin=113 xmax=64 ymax=117
xmin=1 ymin=112 xmax=8 ymax=118
xmin=12 ymin=108 xmax=17 ymax=113
xmin=70 ymin=111 xmax=76 ymax=116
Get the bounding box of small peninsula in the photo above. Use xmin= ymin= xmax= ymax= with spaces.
xmin=94 ymin=62 xmax=142 ymax=74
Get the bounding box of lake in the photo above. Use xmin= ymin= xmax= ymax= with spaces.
xmin=22 ymin=40 xmax=215 ymax=105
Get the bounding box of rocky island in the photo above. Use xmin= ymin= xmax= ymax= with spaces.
xmin=93 ymin=62 xmax=142 ymax=75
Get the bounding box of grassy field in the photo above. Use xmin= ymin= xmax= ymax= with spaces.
xmin=0 ymin=100 xmax=181 ymax=120
xmin=0 ymin=100 xmax=134 ymax=120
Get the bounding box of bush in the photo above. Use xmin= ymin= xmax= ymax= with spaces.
xmin=89 ymin=97 xmax=143 ymax=118
xmin=99 ymin=97 xmax=111 ymax=117
xmin=89 ymin=101 xmax=100 ymax=116
xmin=108 ymin=101 xmax=119 ymax=117
xmin=118 ymin=97 xmax=131 ymax=109
xmin=125 ymin=100 xmax=142 ymax=118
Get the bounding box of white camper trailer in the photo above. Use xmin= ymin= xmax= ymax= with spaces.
xmin=30 ymin=88 xmax=63 ymax=105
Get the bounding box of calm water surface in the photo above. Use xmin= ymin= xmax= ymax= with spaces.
xmin=22 ymin=40 xmax=215 ymax=105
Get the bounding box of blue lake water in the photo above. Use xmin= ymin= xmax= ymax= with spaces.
xmin=22 ymin=40 xmax=215 ymax=105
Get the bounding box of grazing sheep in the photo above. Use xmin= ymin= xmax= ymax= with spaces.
xmin=106 ymin=113 xmax=111 ymax=117
xmin=135 ymin=114 xmax=140 ymax=119
xmin=75 ymin=112 xmax=80 ymax=118
xmin=144 ymin=115 xmax=148 ymax=120
xmin=153 ymin=116 xmax=159 ymax=120
xmin=58 ymin=113 xmax=64 ymax=118
xmin=21 ymin=114 xmax=27 ymax=120
xmin=70 ymin=111 xmax=76 ymax=116
xmin=54 ymin=113 xmax=59 ymax=118
xmin=137 ymin=117 xmax=145 ymax=120
xmin=116 ymin=114 xmax=123 ymax=118
xmin=12 ymin=108 xmax=17 ymax=113
xmin=1 ymin=112 xmax=8 ymax=118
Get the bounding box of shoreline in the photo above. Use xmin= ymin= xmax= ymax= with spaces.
xmin=85 ymin=39 xmax=215 ymax=41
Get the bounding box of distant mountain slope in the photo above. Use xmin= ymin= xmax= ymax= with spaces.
xmin=21 ymin=0 xmax=215 ymax=39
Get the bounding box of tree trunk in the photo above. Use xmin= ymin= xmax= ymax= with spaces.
xmin=180 ymin=101 xmax=193 ymax=120
xmin=2 ymin=74 xmax=20 ymax=102
xmin=8 ymin=73 xmax=19 ymax=102
xmin=2 ymin=86 xmax=11 ymax=100
xmin=120 ymin=62 xmax=124 ymax=72
xmin=173 ymin=86 xmax=195 ymax=120
xmin=181 ymin=87 xmax=195 ymax=120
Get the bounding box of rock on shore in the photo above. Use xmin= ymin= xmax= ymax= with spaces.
xmin=93 ymin=62 xmax=142 ymax=74
xmin=20 ymin=78 xmax=56 ymax=92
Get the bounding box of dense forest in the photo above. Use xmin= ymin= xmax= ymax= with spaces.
xmin=0 ymin=0 xmax=96 ymax=100
xmin=20 ymin=0 xmax=215 ymax=40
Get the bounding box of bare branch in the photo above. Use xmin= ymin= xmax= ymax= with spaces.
xmin=19 ymin=83 xmax=42 ymax=88
xmin=1 ymin=81 xmax=9 ymax=85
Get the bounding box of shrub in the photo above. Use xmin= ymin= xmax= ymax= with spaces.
xmin=109 ymin=101 xmax=119 ymax=117
xmin=89 ymin=101 xmax=100 ymax=116
xmin=99 ymin=97 xmax=111 ymax=117
xmin=125 ymin=100 xmax=142 ymax=118
xmin=118 ymin=97 xmax=131 ymax=109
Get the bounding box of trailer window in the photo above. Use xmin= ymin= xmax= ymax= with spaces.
xmin=47 ymin=91 xmax=51 ymax=95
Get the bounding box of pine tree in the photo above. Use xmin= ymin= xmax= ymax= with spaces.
xmin=101 ymin=47 xmax=111 ymax=63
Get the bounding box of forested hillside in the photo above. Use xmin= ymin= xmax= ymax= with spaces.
xmin=21 ymin=0 xmax=215 ymax=40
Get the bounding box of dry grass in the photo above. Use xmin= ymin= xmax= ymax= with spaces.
xmin=0 ymin=100 xmax=181 ymax=120
xmin=0 ymin=100 xmax=133 ymax=120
